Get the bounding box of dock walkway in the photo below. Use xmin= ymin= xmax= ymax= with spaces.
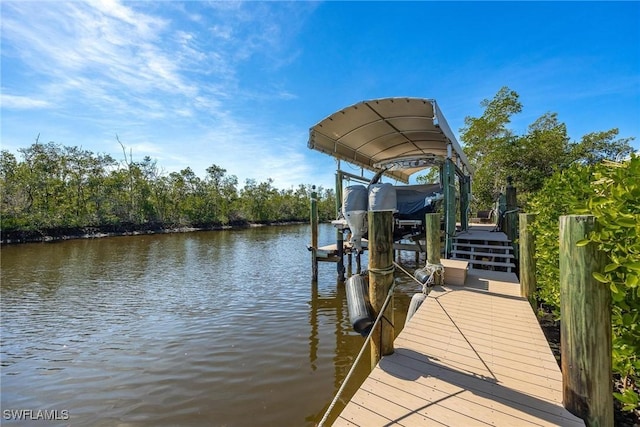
xmin=334 ymin=269 xmax=584 ymax=426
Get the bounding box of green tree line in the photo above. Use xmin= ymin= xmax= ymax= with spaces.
xmin=459 ymin=87 xmax=634 ymax=210
xmin=0 ymin=138 xmax=336 ymax=238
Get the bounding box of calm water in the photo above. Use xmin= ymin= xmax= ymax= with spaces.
xmin=1 ymin=224 xmax=420 ymax=426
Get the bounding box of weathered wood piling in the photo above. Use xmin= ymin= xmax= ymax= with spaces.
xmin=559 ymin=215 xmax=613 ymax=427
xmin=368 ymin=210 xmax=394 ymax=369
xmin=335 ymin=172 xmax=345 ymax=282
xmin=310 ymin=186 xmax=318 ymax=281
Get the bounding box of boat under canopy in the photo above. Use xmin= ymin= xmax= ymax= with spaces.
xmin=307 ymin=97 xmax=474 ymax=279
xmin=307 ymin=97 xmax=472 ymax=184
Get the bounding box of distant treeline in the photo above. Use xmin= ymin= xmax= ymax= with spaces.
xmin=0 ymin=140 xmax=337 ymax=241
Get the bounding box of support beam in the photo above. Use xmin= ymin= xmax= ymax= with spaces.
xmin=460 ymin=176 xmax=471 ymax=232
xmin=310 ymin=187 xmax=318 ymax=281
xmin=504 ymin=176 xmax=518 ymax=262
xmin=442 ymin=158 xmax=456 ymax=257
xmin=559 ymin=215 xmax=612 ymax=426
xmin=518 ymin=213 xmax=536 ymax=308
xmin=425 ymin=213 xmax=443 ymax=285
xmin=335 ymin=171 xmax=345 ymax=282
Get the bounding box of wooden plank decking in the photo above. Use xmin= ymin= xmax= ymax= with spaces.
xmin=334 ymin=270 xmax=584 ymax=426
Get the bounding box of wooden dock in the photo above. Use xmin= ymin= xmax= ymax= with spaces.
xmin=333 ymin=269 xmax=585 ymax=426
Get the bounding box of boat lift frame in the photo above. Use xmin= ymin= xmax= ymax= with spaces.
xmin=308 ymin=97 xmax=473 ymax=281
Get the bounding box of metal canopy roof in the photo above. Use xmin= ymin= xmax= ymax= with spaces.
xmin=308 ymin=97 xmax=472 ymax=183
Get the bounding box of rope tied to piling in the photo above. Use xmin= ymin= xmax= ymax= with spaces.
xmin=418 ymin=262 xmax=444 ymax=294
xmin=367 ymin=264 xmax=396 ymax=276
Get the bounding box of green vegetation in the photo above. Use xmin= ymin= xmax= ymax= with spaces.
xmin=527 ymin=164 xmax=594 ymax=311
xmin=0 ymin=138 xmax=336 ymax=239
xmin=528 ymin=157 xmax=640 ymax=411
xmin=459 ymin=87 xmax=634 ymax=210
xmin=587 ymin=158 xmax=640 ymax=411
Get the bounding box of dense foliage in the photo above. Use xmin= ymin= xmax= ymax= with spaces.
xmin=0 ymin=141 xmax=337 ymax=238
xmin=527 ymin=164 xmax=594 ymax=310
xmin=459 ymin=87 xmax=634 ymax=210
xmin=585 ymin=157 xmax=640 ymax=411
xmin=528 ymin=156 xmax=640 ymax=411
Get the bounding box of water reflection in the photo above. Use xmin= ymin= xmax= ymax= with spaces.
xmin=1 ymin=224 xmax=421 ymax=426
xmin=306 ymin=254 xmax=421 ymax=425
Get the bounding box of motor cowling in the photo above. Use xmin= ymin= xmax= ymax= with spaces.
xmin=342 ymin=185 xmax=368 ymax=253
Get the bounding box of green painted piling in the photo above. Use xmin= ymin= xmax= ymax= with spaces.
xmin=460 ymin=176 xmax=471 ymax=232
xmin=425 ymin=213 xmax=443 ymax=285
xmin=442 ymin=159 xmax=456 ymax=257
xmin=504 ymin=177 xmax=518 ymax=261
xmin=518 ymin=213 xmax=536 ymax=308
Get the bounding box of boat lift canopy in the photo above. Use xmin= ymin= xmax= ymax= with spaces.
xmin=307 ymin=97 xmax=474 ymax=266
xmin=308 ymin=97 xmax=472 ymax=183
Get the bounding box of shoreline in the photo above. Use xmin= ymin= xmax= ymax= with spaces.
xmin=0 ymin=221 xmax=308 ymax=245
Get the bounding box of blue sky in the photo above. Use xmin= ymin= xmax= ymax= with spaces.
xmin=2 ymin=1 xmax=639 ymax=191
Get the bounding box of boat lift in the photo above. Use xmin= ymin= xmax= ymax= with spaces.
xmin=308 ymin=97 xmax=473 ymax=280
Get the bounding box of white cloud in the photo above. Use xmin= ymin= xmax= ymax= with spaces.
xmin=210 ymin=24 xmax=234 ymax=41
xmin=88 ymin=0 xmax=166 ymax=38
xmin=2 ymin=2 xmax=200 ymax=117
xmin=1 ymin=1 xmax=321 ymax=188
xmin=1 ymin=94 xmax=51 ymax=110
xmin=0 ymin=1 xmax=314 ymax=117
xmin=126 ymin=141 xmax=165 ymax=156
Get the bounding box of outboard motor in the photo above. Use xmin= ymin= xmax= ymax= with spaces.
xmin=342 ymin=185 xmax=368 ymax=253
xmin=368 ymin=183 xmax=397 ymax=212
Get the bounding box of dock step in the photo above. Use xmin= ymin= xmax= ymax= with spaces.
xmin=451 ymin=249 xmax=514 ymax=259
xmin=450 ymin=254 xmax=516 ymax=272
xmin=464 ymin=259 xmax=517 ymax=270
xmin=450 ymin=232 xmax=516 ymax=273
xmin=452 ymin=242 xmax=512 ymax=250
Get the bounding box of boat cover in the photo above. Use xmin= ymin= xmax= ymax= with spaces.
xmin=308 ymin=98 xmax=472 ymax=183
xmin=395 ymin=183 xmax=443 ymax=219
